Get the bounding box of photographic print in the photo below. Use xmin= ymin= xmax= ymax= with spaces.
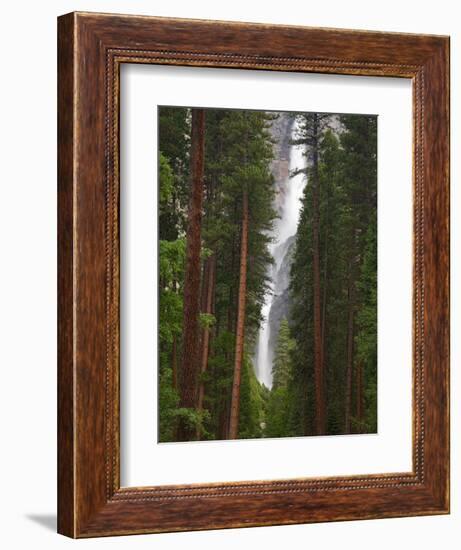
xmin=158 ymin=106 xmax=377 ymax=443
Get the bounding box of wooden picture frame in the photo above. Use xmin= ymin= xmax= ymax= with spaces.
xmin=58 ymin=12 xmax=450 ymax=538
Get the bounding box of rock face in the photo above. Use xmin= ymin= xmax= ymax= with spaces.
xmin=270 ymin=113 xmax=295 ymax=218
xmin=271 ymin=112 xmax=294 ymax=161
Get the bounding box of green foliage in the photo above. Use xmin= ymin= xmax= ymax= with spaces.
xmin=158 ymin=238 xmax=186 ymax=442
xmin=158 ymin=367 xmax=179 ymax=442
xmin=238 ymin=354 xmax=267 ymax=439
xmin=173 ymin=408 xmax=211 ymax=440
xmin=271 ymin=318 xmax=295 ymax=390
xmin=266 ymin=319 xmax=296 ymax=438
xmin=159 ymin=239 xmax=186 ymax=289
xmin=159 ymin=152 xmax=174 ymax=205
xmin=158 ymin=238 xmax=185 ymax=347
xmin=354 ymin=216 xmax=378 ymax=432
xmin=199 ymin=313 xmax=216 ymax=329
xmin=266 ymin=386 xmax=291 ymax=438
xmin=203 ymin=330 xmax=235 ymax=439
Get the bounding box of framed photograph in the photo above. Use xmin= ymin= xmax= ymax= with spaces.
xmin=58 ymin=12 xmax=450 ymax=537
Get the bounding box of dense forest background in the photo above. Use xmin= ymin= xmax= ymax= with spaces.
xmin=158 ymin=106 xmax=377 ymax=442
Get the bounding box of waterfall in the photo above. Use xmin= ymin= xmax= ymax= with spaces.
xmin=255 ymin=119 xmax=306 ymax=388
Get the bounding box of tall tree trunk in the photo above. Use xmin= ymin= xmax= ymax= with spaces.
xmin=312 ymin=115 xmax=326 ymax=435
xmin=200 ymin=257 xmax=210 ymax=312
xmin=321 ymin=202 xmax=329 ymax=432
xmin=321 ymin=186 xmax=329 ymax=367
xmin=171 ymin=276 xmax=179 ymax=389
xmin=228 ymin=190 xmax=249 ymax=440
xmin=196 ymin=254 xmax=216 ymax=438
xmin=177 ymin=108 xmax=205 ymax=441
xmin=220 ymin=211 xmax=237 ymax=441
xmin=344 ymin=266 xmax=355 ymax=433
xmin=227 ymin=204 xmax=238 ymax=334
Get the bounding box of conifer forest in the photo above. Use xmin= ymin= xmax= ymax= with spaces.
xmin=158 ymin=106 xmax=377 ymax=442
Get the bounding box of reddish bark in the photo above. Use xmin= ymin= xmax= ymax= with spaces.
xmin=228 ymin=190 xmax=249 ymax=440
xmin=200 ymin=259 xmax=209 ymax=312
xmin=196 ymin=254 xmax=216 ymax=437
xmin=226 ymin=205 xmax=238 ymax=334
xmin=177 ymin=108 xmax=205 ymax=441
xmin=321 ymin=186 xmax=329 ymax=351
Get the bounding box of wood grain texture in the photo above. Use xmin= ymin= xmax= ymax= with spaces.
xmin=57 ymin=11 xmax=450 ymax=538
xmin=57 ymin=12 xmax=76 ymax=538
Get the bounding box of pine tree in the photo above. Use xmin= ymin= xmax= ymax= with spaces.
xmin=229 ymin=188 xmax=249 ymax=439
xmin=290 ymin=113 xmax=331 ymax=435
xmin=340 ymin=114 xmax=377 ymax=433
xmin=226 ymin=111 xmax=275 ymax=439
